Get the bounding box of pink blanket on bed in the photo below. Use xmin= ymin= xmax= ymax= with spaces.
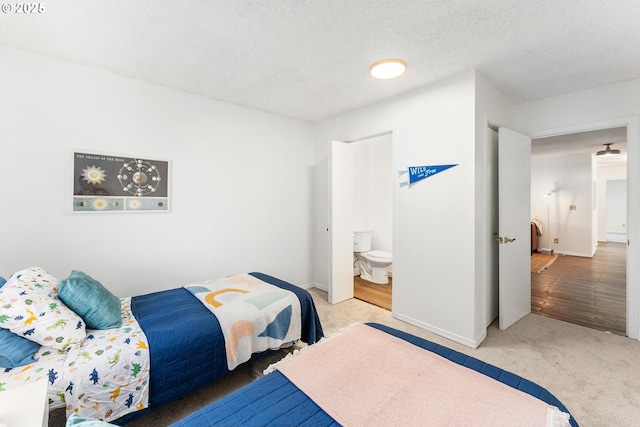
xmin=277 ymin=324 xmax=569 ymax=427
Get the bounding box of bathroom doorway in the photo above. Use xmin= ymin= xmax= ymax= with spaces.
xmin=351 ymin=133 xmax=393 ymax=310
xmin=354 ymin=275 xmax=392 ymax=310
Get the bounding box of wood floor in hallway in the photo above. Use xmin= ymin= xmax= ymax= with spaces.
xmin=531 ymin=242 xmax=626 ymax=336
xmin=353 ymin=241 xmax=626 ymax=333
xmin=354 ymin=275 xmax=392 ymax=311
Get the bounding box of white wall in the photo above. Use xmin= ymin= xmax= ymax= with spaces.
xmin=606 ymin=180 xmax=627 ymax=237
xmin=352 ymin=141 xmax=371 ymax=231
xmin=0 ymin=45 xmax=315 ymax=297
xmin=352 ymin=134 xmax=393 ymax=253
xmin=531 ymin=153 xmax=595 ymax=257
xmin=592 ymin=157 xmax=599 ymax=251
xmin=514 ymin=78 xmax=640 ymax=339
xmin=598 ymin=163 xmax=627 ymax=241
xmin=314 ymin=71 xmax=512 ymax=347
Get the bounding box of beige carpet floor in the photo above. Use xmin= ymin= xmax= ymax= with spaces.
xmin=50 ymin=288 xmax=640 ymax=427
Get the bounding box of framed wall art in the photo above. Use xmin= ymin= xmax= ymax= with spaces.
xmin=73 ymin=151 xmax=170 ymax=212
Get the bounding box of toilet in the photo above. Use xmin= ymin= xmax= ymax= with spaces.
xmin=353 ymin=229 xmax=393 ymax=285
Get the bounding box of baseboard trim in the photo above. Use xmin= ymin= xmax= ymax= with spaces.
xmin=556 ymin=251 xmax=594 ymax=258
xmin=394 ymin=312 xmax=481 ymax=349
xmin=307 ymin=282 xmax=328 ymax=292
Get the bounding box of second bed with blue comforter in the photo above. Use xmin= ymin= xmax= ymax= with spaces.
xmin=125 ymin=272 xmax=323 ymax=422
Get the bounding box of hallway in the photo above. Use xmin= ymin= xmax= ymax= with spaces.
xmin=531 ymin=242 xmax=626 ymax=335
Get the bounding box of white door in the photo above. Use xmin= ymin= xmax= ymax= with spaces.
xmin=498 ymin=127 xmax=532 ymax=330
xmin=329 ymin=140 xmax=354 ymax=304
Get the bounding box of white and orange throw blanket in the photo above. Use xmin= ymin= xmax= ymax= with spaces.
xmin=275 ymin=324 xmax=570 ymax=427
xmin=185 ymin=273 xmax=301 ymax=370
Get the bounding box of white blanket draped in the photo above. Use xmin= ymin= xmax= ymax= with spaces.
xmin=185 ymin=273 xmax=301 ymax=370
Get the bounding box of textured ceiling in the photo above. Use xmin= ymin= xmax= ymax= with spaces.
xmin=1 ymin=1 xmax=640 ymax=122
xmin=532 ymin=127 xmax=627 ymax=164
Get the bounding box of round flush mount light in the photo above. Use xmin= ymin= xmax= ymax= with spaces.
xmin=370 ymin=59 xmax=406 ymax=79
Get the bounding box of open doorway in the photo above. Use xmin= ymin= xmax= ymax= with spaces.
xmin=328 ymin=132 xmax=394 ymax=308
xmin=350 ymin=134 xmax=393 ymax=310
xmin=530 ymin=127 xmax=628 ymax=335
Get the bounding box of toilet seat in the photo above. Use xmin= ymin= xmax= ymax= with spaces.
xmin=363 ymin=250 xmax=392 ymax=263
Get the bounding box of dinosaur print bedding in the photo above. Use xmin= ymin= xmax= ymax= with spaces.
xmin=0 ymin=297 xmax=150 ymax=422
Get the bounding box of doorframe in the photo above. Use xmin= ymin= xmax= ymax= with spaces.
xmin=528 ymin=115 xmax=639 ymax=339
xmin=328 ymin=129 xmax=398 ymax=315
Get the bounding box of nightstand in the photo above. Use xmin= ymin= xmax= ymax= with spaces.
xmin=0 ymin=381 xmax=49 ymax=427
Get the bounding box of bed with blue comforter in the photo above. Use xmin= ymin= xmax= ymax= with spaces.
xmin=171 ymin=323 xmax=578 ymax=427
xmin=121 ymin=272 xmax=323 ymax=423
xmin=0 ymin=268 xmax=322 ymax=425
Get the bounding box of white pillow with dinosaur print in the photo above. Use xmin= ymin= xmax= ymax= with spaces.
xmin=0 ymin=267 xmax=86 ymax=350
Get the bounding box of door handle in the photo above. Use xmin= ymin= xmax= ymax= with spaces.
xmin=498 ymin=236 xmax=516 ymax=244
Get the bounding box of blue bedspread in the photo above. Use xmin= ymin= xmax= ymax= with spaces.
xmin=125 ymin=272 xmax=323 ymax=423
xmin=171 ymin=323 xmax=578 ymax=427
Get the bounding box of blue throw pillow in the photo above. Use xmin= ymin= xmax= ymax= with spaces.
xmin=59 ymin=270 xmax=122 ymax=330
xmin=0 ymin=328 xmax=40 ymax=368
xmin=0 ymin=276 xmax=6 ymax=287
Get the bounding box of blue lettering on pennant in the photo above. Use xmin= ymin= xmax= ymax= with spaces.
xmin=408 ymin=164 xmax=458 ymax=184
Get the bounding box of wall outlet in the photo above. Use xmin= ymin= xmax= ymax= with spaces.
xmin=553 ymin=238 xmax=559 ymax=244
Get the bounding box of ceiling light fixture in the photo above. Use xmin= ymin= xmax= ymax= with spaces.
xmin=596 ymin=143 xmax=621 ymax=157
xmin=370 ymin=59 xmax=406 ymax=80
